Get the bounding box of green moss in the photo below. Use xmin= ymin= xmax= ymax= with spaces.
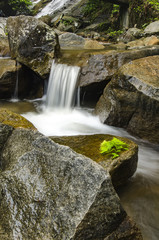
xmin=0 ymin=108 xmax=36 ymax=130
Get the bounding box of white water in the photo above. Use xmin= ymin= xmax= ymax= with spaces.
xmin=12 ymin=62 xmax=19 ymax=102
xmin=46 ymin=62 xmax=80 ymax=109
xmin=36 ymin=0 xmax=70 ymax=18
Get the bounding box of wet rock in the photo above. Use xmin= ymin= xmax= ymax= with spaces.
xmin=7 ymin=15 xmax=60 ymax=78
xmin=79 ymin=46 xmax=159 ymax=106
xmin=95 ymin=55 xmax=159 ymax=144
xmin=0 ymin=59 xmax=21 ymax=98
xmin=0 ymin=58 xmax=42 ymax=99
xmin=0 ymin=126 xmax=132 ymax=240
xmin=52 ymin=134 xmax=138 ymax=188
xmin=0 ymin=109 xmax=36 ymax=130
xmin=144 ymin=20 xmax=159 ymax=35
xmin=104 ymin=216 xmax=143 ymax=240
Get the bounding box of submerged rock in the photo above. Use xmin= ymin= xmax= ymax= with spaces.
xmin=95 ymin=55 xmax=159 ymax=144
xmin=52 ymin=134 xmax=138 ymax=188
xmin=0 ymin=125 xmax=142 ymax=239
xmin=7 ymin=15 xmax=60 ymax=78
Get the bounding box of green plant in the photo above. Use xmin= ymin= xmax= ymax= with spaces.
xmin=8 ymin=0 xmax=32 ymax=15
xmin=100 ymin=137 xmax=129 ymax=159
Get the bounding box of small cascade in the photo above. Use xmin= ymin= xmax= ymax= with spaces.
xmin=36 ymin=0 xmax=70 ymax=18
xmin=45 ymin=62 xmax=80 ymax=109
xmin=12 ymin=61 xmax=19 ymax=101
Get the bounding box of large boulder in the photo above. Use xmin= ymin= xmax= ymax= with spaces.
xmin=52 ymin=134 xmax=138 ymax=188
xmin=144 ymin=20 xmax=159 ymax=35
xmin=95 ymin=55 xmax=159 ymax=144
xmin=7 ymin=15 xmax=60 ymax=78
xmin=79 ymin=46 xmax=159 ymax=106
xmin=0 ymin=124 xmax=142 ymax=239
xmin=0 ymin=58 xmax=43 ymax=99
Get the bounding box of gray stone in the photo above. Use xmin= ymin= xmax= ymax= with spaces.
xmin=7 ymin=15 xmax=60 ymax=78
xmin=95 ymin=55 xmax=159 ymax=144
xmin=79 ymin=46 xmax=159 ymax=87
xmin=144 ymin=20 xmax=159 ymax=35
xmin=0 ymin=17 xmax=7 ymax=38
xmin=79 ymin=46 xmax=159 ymax=106
xmin=0 ymin=123 xmax=13 ymax=153
xmin=59 ymin=32 xmax=85 ymax=49
xmin=0 ymin=127 xmax=129 ymax=240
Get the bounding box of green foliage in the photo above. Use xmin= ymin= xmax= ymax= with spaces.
xmin=111 ymin=4 xmax=120 ymax=15
xmin=100 ymin=137 xmax=129 ymax=159
xmin=8 ymin=0 xmax=32 ymax=15
xmin=147 ymin=0 xmax=159 ymax=10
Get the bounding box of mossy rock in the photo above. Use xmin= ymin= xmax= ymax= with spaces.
xmin=0 ymin=108 xmax=36 ymax=130
xmin=52 ymin=134 xmax=138 ymax=188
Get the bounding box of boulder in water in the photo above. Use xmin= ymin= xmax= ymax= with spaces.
xmin=0 ymin=125 xmax=143 ymax=239
xmin=95 ymin=55 xmax=159 ymax=144
xmin=79 ymin=46 xmax=159 ymax=106
xmin=7 ymin=15 xmax=60 ymax=78
xmin=52 ymin=134 xmax=138 ymax=188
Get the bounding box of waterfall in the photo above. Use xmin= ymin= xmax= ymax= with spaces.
xmin=12 ymin=61 xmax=19 ymax=101
xmin=45 ymin=62 xmax=80 ymax=109
xmin=36 ymin=0 xmax=81 ymax=18
xmin=36 ymin=0 xmax=70 ymax=18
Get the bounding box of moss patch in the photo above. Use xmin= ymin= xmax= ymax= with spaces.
xmin=0 ymin=108 xmax=36 ymax=130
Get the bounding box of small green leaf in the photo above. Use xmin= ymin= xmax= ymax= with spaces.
xmin=100 ymin=137 xmax=129 ymax=159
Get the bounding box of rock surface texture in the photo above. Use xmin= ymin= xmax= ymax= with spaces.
xmin=7 ymin=15 xmax=60 ymax=78
xmin=95 ymin=55 xmax=159 ymax=144
xmin=52 ymin=134 xmax=138 ymax=188
xmin=0 ymin=124 xmax=142 ymax=240
xmin=144 ymin=20 xmax=159 ymax=35
xmin=0 ymin=58 xmax=43 ymax=99
xmin=0 ymin=109 xmax=36 ymax=130
xmin=0 ymin=18 xmax=10 ymax=56
xmin=79 ymin=46 xmax=159 ymax=106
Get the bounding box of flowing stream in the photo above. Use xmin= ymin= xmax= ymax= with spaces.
xmin=4 ymin=62 xmax=159 ymax=240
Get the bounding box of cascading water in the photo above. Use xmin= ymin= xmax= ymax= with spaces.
xmin=45 ymin=62 xmax=80 ymax=109
xmin=12 ymin=61 xmax=19 ymax=102
xmin=36 ymin=0 xmax=70 ymax=18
